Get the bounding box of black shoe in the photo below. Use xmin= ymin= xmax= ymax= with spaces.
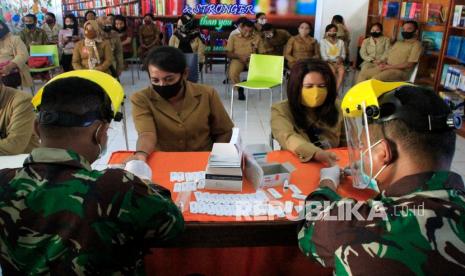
xmin=238 ymin=87 xmax=245 ymax=101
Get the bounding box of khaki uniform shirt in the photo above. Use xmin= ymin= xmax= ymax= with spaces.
xmin=360 ymin=36 xmax=391 ymax=68
xmin=225 ymin=33 xmax=266 ymax=57
xmin=19 ymin=28 xmax=48 ymax=49
xmin=271 ymin=100 xmax=344 ymax=162
xmin=72 ymin=40 xmax=113 ymax=73
xmin=262 ymin=29 xmax=291 ymax=56
xmin=41 ymin=23 xmax=61 ymax=43
xmin=131 ymin=81 xmax=234 ymax=152
xmin=0 ymin=85 xmax=39 ymax=155
xmin=139 ymin=24 xmax=161 ymax=46
xmin=386 ymin=39 xmax=423 ymax=71
xmin=284 ymin=35 xmax=320 ymax=67
xmin=103 ymin=31 xmax=124 ymax=74
xmin=169 ymin=36 xmax=206 ymax=63
xmin=0 ymin=33 xmax=33 ymax=87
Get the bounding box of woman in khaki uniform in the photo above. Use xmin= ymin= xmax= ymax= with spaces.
xmin=0 ymin=20 xmax=33 ymax=88
xmin=129 ymin=47 xmax=233 ymax=162
xmin=98 ymin=16 xmax=124 ymax=78
xmin=271 ymin=59 xmax=344 ymax=165
xmin=359 ymin=23 xmax=390 ymax=71
xmin=138 ymin=14 xmax=162 ymax=60
xmin=284 ymin=22 xmax=320 ymax=69
xmin=72 ymin=20 xmax=113 ymax=74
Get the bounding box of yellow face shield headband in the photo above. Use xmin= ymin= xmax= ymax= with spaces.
xmin=32 ymin=70 xmax=125 ymax=121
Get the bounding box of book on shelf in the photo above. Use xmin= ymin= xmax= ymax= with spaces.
xmin=447 ymin=36 xmax=463 ymax=59
xmin=426 ymin=3 xmax=446 ymax=24
xmin=439 ymin=91 xmax=465 ymax=116
xmin=452 ymin=5 xmax=465 ymax=27
xmin=383 ymin=1 xmax=401 ymax=18
xmin=421 ymin=31 xmax=443 ymax=52
xmin=399 ymin=1 xmax=422 ymax=20
xmin=141 ymin=0 xmax=183 ymax=16
xmin=442 ymin=64 xmax=465 ymax=95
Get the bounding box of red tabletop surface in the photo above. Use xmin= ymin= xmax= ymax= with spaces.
xmin=108 ymin=148 xmax=376 ymax=276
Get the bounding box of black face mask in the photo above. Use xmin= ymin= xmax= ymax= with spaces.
xmin=0 ymin=27 xmax=9 ymax=39
xmin=401 ymin=31 xmax=415 ymax=40
xmin=103 ymin=25 xmax=112 ymax=33
xmin=65 ymin=24 xmax=74 ymax=29
xmin=371 ymin=32 xmax=381 ymax=38
xmin=152 ymin=78 xmax=183 ymax=100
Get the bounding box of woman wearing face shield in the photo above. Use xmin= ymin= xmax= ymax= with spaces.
xmin=128 ymin=46 xmax=234 ymax=163
xmin=271 ymin=59 xmax=345 ymax=165
xmin=284 ymin=22 xmax=320 ymax=69
xmin=72 ymin=20 xmax=113 ymax=74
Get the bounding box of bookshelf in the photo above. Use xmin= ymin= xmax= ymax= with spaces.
xmin=367 ymin=0 xmax=465 ymax=138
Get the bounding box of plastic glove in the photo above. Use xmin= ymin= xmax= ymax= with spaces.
xmin=125 ymin=160 xmax=153 ymax=181
xmin=319 ymin=165 xmax=341 ymax=190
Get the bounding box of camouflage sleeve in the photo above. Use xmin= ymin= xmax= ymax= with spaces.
xmin=97 ymin=169 xmax=184 ymax=246
xmin=298 ymin=187 xmax=380 ymax=268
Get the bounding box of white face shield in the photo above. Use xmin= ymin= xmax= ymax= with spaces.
xmin=344 ymin=101 xmax=381 ymax=192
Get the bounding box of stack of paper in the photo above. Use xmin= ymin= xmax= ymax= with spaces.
xmin=205 ymin=143 xmax=243 ymax=192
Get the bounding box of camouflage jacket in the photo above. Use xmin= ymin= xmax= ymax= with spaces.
xmin=298 ymin=171 xmax=465 ymax=275
xmin=0 ymin=148 xmax=184 ymax=275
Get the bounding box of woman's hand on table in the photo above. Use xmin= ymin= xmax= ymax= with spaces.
xmin=123 ymin=151 xmax=148 ymax=164
xmin=314 ymin=150 xmax=340 ymax=166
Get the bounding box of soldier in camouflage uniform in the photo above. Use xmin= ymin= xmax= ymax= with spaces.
xmin=298 ymin=81 xmax=465 ymax=275
xmin=0 ymin=70 xmax=184 ymax=275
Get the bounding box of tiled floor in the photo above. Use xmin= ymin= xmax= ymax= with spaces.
xmin=75 ymin=65 xmax=464 ymax=179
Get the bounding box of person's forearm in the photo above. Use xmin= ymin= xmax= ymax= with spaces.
xmin=388 ymin=62 xmax=415 ymax=70
xmin=227 ymin=52 xmax=240 ymax=59
xmin=136 ymin=132 xmax=156 ymax=157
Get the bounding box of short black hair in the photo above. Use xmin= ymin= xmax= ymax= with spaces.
xmin=236 ymin=16 xmax=248 ymax=26
xmin=256 ymin=12 xmax=266 ymax=19
xmin=25 ymin=14 xmax=37 ymax=22
xmin=107 ymin=13 xmax=115 ymax=17
xmin=325 ymin=24 xmax=337 ymax=33
xmin=145 ymin=46 xmax=186 ymax=73
xmin=45 ymin=12 xmax=56 ymax=20
xmin=242 ymin=20 xmax=254 ymax=28
xmin=144 ymin=13 xmax=155 ymax=20
xmin=332 ymin=15 xmax=344 ymax=24
xmin=261 ymin=23 xmax=274 ymax=32
xmin=370 ymin=22 xmax=383 ymax=32
xmin=403 ymin=20 xmax=419 ymax=31
xmin=84 ymin=10 xmax=96 ymax=18
xmin=372 ymin=86 xmax=456 ymax=165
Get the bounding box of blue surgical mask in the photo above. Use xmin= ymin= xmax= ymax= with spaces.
xmin=357 ymin=140 xmax=388 ymax=193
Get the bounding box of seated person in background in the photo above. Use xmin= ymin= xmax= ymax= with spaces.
xmin=298 ymin=81 xmax=465 ymax=275
xmin=357 ymin=20 xmax=422 ymax=83
xmin=19 ymin=14 xmax=48 ymax=50
xmin=284 ymin=21 xmax=320 ymax=69
xmin=138 ymin=14 xmax=162 ymax=60
xmin=331 ymin=15 xmax=351 ymax=62
xmin=228 ymin=17 xmax=248 ymax=40
xmin=0 ymin=70 xmax=184 ymax=274
xmin=169 ymin=13 xmax=206 ymax=71
xmin=107 ymin=13 xmax=115 ymax=26
xmin=84 ymin=10 xmax=97 ymax=23
xmin=271 ymin=59 xmax=344 ymax=165
xmin=255 ymin=12 xmax=267 ymax=34
xmin=114 ymin=15 xmax=133 ymax=59
xmin=130 ymin=46 xmax=234 ymax=160
xmin=98 ymin=16 xmax=124 ymax=78
xmin=358 ymin=22 xmax=390 ymax=74
xmin=320 ymin=24 xmax=346 ymax=91
xmin=226 ymin=20 xmax=266 ymax=100
xmin=261 ymin=23 xmax=291 ymax=56
xmin=59 ymin=14 xmax=84 ymax=72
xmin=72 ymin=20 xmax=113 ymax=74
xmin=42 ymin=12 xmax=61 ymax=44
xmin=0 ymin=20 xmax=33 ymax=89
xmin=0 ymin=81 xmax=39 ymax=155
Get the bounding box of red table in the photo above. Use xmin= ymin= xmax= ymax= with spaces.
xmin=109 ymin=149 xmax=375 ymax=276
